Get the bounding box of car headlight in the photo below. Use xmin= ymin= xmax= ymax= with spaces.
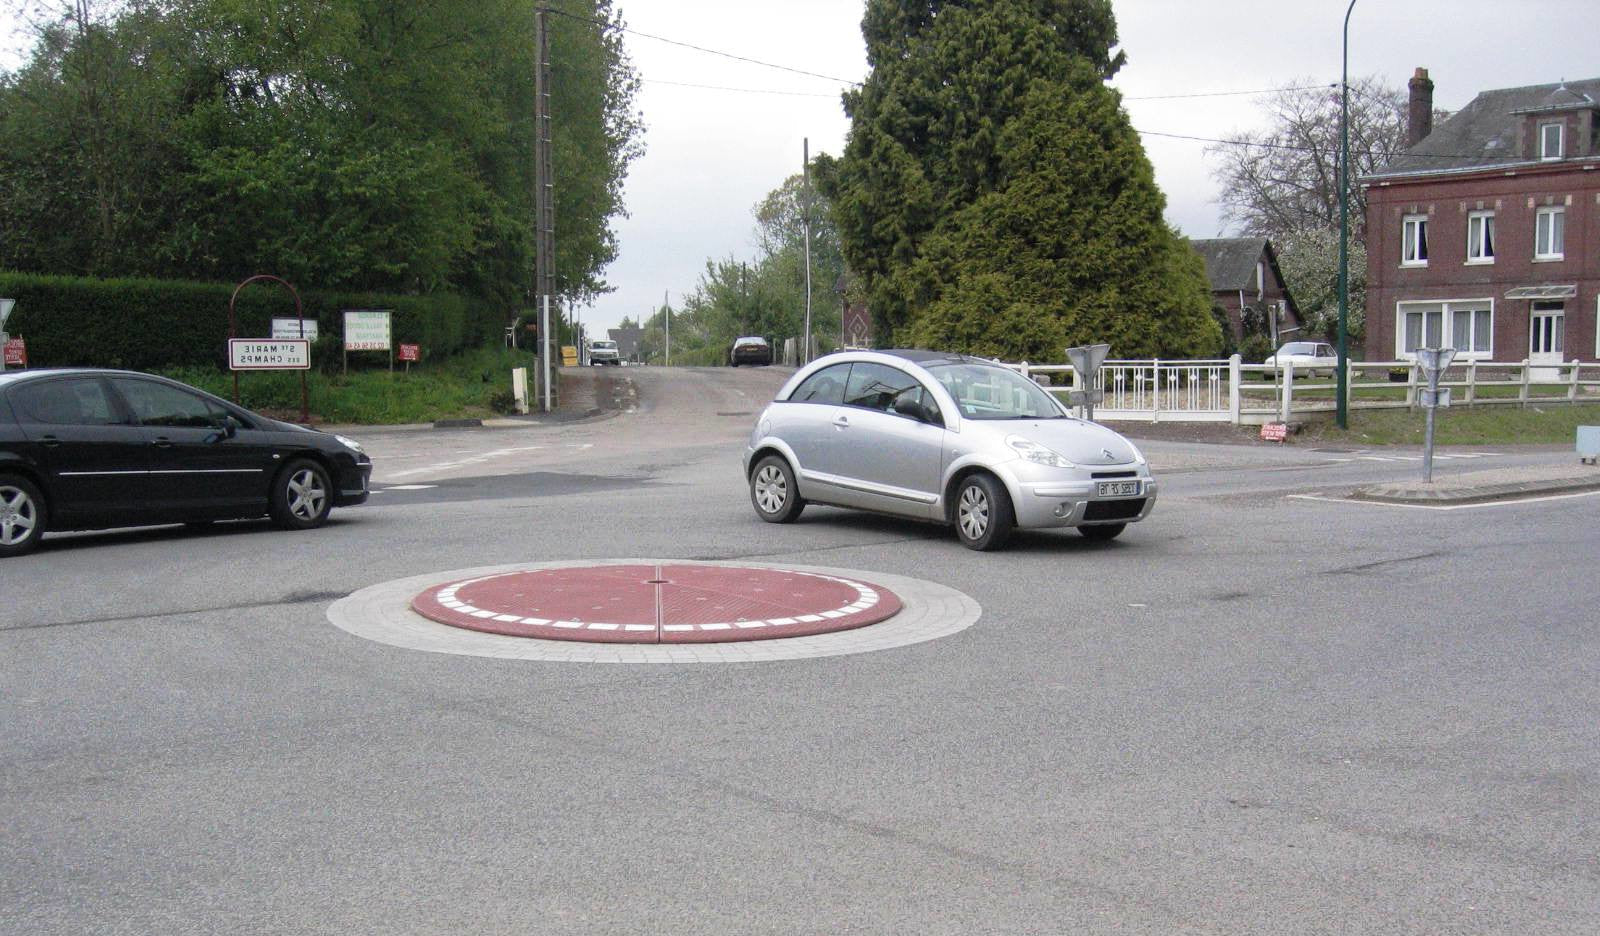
xmin=1006 ymin=435 xmax=1074 ymax=468
xmin=1127 ymin=441 xmax=1147 ymax=466
xmin=334 ymin=434 xmax=365 ymax=454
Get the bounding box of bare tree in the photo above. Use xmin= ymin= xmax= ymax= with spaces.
xmin=1209 ymin=77 xmax=1410 ymax=240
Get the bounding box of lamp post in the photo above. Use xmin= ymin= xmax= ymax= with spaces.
xmin=1336 ymin=0 xmax=1357 ymax=430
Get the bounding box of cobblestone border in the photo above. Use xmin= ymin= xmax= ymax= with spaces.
xmin=327 ymin=559 xmax=981 ymax=663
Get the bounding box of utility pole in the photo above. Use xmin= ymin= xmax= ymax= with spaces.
xmin=802 ymin=137 xmax=814 ymax=365
xmin=534 ymin=6 xmax=555 ymax=411
xmin=664 ymin=290 xmax=671 ymax=366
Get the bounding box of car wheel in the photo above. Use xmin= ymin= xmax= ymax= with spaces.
xmin=1078 ymin=523 xmax=1126 ymax=542
xmin=750 ymin=455 xmax=804 ymax=523
xmin=953 ymin=473 xmax=1014 ymax=551
xmin=0 ymin=474 xmax=46 ymax=558
xmin=270 ymin=459 xmax=333 ymax=531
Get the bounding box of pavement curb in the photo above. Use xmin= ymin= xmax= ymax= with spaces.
xmin=1352 ymin=473 xmax=1600 ymax=505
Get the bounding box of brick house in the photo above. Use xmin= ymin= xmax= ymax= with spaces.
xmin=1365 ymin=69 xmax=1600 ymax=367
xmin=1189 ymin=237 xmax=1302 ymax=344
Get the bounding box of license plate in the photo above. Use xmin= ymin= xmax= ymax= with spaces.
xmin=1095 ymin=480 xmax=1141 ymax=498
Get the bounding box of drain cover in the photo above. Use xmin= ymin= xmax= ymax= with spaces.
xmin=410 ymin=564 xmax=902 ymax=644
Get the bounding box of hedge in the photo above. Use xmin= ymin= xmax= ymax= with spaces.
xmin=0 ymin=272 xmax=503 ymax=371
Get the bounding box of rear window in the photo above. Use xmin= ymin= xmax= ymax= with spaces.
xmin=735 ymin=337 xmax=769 ymax=348
xmin=10 ymin=377 xmax=121 ymax=426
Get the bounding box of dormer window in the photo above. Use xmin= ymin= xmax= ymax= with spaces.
xmin=1540 ymin=122 xmax=1563 ymax=160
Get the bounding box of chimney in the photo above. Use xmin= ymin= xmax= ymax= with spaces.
xmin=1407 ymin=67 xmax=1434 ymax=147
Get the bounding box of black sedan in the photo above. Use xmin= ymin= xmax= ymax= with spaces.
xmin=0 ymin=368 xmax=371 ymax=557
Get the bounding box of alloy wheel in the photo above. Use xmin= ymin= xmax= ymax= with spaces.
xmin=0 ymin=485 xmax=38 ymax=547
xmin=286 ymin=468 xmax=328 ymax=521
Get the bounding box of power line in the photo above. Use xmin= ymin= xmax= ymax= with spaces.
xmin=1135 ymin=127 xmax=1467 ymax=162
xmin=643 ymin=78 xmax=840 ymax=98
xmin=541 ymin=6 xmax=861 ymax=86
xmin=1122 ymin=83 xmax=1336 ymax=101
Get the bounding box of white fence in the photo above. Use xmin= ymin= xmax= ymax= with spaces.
xmin=1007 ymin=356 xmax=1600 ymax=424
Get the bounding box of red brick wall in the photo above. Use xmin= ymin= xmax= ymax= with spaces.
xmin=1364 ymin=161 xmax=1600 ymax=361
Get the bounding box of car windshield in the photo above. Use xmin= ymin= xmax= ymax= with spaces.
xmin=927 ymin=362 xmax=1065 ymax=420
xmin=1280 ymin=342 xmax=1316 ymax=355
xmin=592 ymin=341 xmax=616 ymax=350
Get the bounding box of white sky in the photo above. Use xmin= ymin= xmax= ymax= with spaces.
xmin=6 ymin=1 xmax=1600 ymax=335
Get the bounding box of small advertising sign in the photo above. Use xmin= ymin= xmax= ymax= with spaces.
xmin=229 ymin=338 xmax=311 ymax=370
xmin=271 ymin=317 xmax=319 ymax=342
xmin=399 ymin=343 xmax=420 ymax=362
xmin=1260 ymin=422 xmax=1289 ymax=442
xmin=3 ymin=337 xmax=26 ymax=368
xmin=343 ymin=309 xmax=392 ymax=350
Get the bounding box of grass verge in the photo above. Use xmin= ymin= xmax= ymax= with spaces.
xmin=1301 ymin=402 xmax=1600 ymax=446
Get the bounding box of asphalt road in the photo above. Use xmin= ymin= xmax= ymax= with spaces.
xmin=4 ymin=365 xmax=1597 ymax=935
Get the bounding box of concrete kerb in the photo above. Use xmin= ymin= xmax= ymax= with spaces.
xmin=1351 ymin=464 xmax=1600 ymax=505
xmin=327 ymin=559 xmax=982 ymax=663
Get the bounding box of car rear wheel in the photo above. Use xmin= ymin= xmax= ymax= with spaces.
xmin=0 ymin=474 xmax=46 ymax=558
xmin=270 ymin=459 xmax=333 ymax=530
xmin=750 ymin=455 xmax=804 ymax=523
xmin=1078 ymin=523 xmax=1126 ymax=542
xmin=954 ymin=473 xmax=1014 ymax=551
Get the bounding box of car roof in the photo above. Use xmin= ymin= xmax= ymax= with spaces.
xmin=0 ymin=367 xmax=133 ymax=387
xmin=876 ymin=349 xmax=994 ymax=367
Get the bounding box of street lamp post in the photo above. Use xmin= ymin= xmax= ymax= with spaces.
xmin=1336 ymin=0 xmax=1357 ymax=430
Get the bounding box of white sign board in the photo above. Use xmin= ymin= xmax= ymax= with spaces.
xmin=343 ymin=310 xmax=392 ymax=351
xmin=271 ymin=317 xmax=319 ymax=341
xmin=229 ymin=339 xmax=311 ymax=370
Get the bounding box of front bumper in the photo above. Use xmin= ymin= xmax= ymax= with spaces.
xmin=1009 ymin=475 xmax=1157 ymax=529
xmin=334 ymin=459 xmax=372 ymax=507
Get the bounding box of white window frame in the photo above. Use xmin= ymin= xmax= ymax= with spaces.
xmin=1465 ymin=210 xmax=1495 ymax=264
xmin=1395 ymin=298 xmax=1495 ymax=362
xmin=1401 ymin=215 xmax=1429 ymax=266
xmin=1540 ymin=122 xmax=1563 ymax=161
xmin=1534 ymin=206 xmax=1564 ymax=260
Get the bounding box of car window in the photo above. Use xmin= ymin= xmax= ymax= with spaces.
xmin=113 ymin=378 xmax=228 ymax=428
xmin=928 ymin=362 xmax=1065 ymax=420
xmin=10 ymin=377 xmax=122 ymax=426
xmin=1281 ymin=342 xmax=1315 ymax=355
xmin=788 ymin=363 xmax=849 ymax=404
xmin=843 ymin=362 xmax=922 ymax=413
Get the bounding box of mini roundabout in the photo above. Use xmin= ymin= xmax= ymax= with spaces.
xmin=328 ymin=559 xmax=981 ymax=663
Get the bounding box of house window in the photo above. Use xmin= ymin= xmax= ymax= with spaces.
xmin=1401 ymin=215 xmax=1429 ymax=266
xmin=1531 ymin=301 xmax=1564 ymax=356
xmin=1540 ymin=122 xmax=1563 ymax=160
xmin=1534 ymin=206 xmax=1564 ymax=260
xmin=1398 ymin=299 xmax=1494 ymax=360
xmin=1466 ymin=211 xmax=1495 ymax=263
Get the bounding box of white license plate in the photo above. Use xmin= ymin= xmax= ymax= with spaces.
xmin=1095 ymin=480 xmax=1141 ymax=498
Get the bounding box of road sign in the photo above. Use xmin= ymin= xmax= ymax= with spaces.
xmin=1416 ymin=346 xmax=1456 ymax=379
xmin=1066 ymin=389 xmax=1104 ymax=407
xmin=228 ymin=338 xmax=310 ymax=370
xmin=272 ymin=317 xmax=319 ymax=341
xmin=343 ymin=309 xmax=392 ymax=350
xmin=4 ymin=337 xmax=26 ymax=368
xmin=399 ymin=343 xmax=420 ymax=362
xmin=1420 ymin=388 xmax=1452 ymax=408
xmin=1066 ymin=343 xmax=1111 ymax=378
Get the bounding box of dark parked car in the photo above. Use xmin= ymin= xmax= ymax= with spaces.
xmin=0 ymin=369 xmax=371 ymax=557
xmin=729 ymin=336 xmax=773 ymax=367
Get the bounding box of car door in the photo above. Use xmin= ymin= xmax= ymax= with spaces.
xmin=109 ymin=376 xmax=273 ymax=517
xmin=770 ymin=362 xmax=852 ymax=501
xmin=828 ymin=362 xmax=946 ymax=518
xmin=8 ymin=375 xmax=155 ymax=525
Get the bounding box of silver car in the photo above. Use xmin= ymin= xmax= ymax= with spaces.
xmin=742 ymin=350 xmax=1156 ymax=550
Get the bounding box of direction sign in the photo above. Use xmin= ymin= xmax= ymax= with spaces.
xmin=229 ymin=338 xmax=310 ymax=370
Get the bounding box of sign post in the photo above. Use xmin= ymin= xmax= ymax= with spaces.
xmin=1065 ymin=343 xmax=1111 ymax=421
xmin=228 ymin=275 xmax=309 ymax=422
xmin=398 ymin=343 xmax=420 ymax=374
xmin=0 ymin=298 xmax=14 ymax=371
xmin=1416 ymin=347 xmax=1457 ymax=483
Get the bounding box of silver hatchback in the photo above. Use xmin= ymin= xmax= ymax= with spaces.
xmin=742 ymin=350 xmax=1156 ymax=550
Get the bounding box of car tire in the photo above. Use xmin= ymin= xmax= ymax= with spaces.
xmin=953 ymin=473 xmax=1014 ymax=551
xmin=750 ymin=455 xmax=804 ymax=523
xmin=269 ymin=458 xmax=333 ymax=531
xmin=1078 ymin=523 xmax=1126 ymax=542
xmin=0 ymin=473 xmax=47 ymax=558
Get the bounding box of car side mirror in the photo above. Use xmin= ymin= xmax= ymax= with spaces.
xmin=207 ymin=415 xmax=240 ymax=443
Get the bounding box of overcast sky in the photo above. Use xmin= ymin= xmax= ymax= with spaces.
xmin=5 ymin=1 xmax=1600 ymax=336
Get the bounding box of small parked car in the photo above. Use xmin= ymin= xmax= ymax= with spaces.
xmin=729 ymin=336 xmax=773 ymax=367
xmin=743 ymin=350 xmax=1156 ymax=550
xmin=1262 ymin=341 xmax=1338 ymax=377
xmin=588 ymin=339 xmax=621 ymax=366
xmin=0 ymin=368 xmax=371 ymax=557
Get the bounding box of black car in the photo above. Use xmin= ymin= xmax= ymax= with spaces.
xmin=729 ymin=336 xmax=773 ymax=367
xmin=0 ymin=369 xmax=371 ymax=557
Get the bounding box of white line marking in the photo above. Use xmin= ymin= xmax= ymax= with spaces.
xmin=1288 ymin=490 xmax=1600 ymax=511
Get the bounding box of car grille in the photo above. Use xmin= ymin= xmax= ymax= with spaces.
xmin=1091 ymin=470 xmax=1137 ymax=479
xmin=1084 ymin=498 xmax=1146 ymax=521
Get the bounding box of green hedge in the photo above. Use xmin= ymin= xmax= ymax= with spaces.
xmin=0 ymin=272 xmax=501 ymax=371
